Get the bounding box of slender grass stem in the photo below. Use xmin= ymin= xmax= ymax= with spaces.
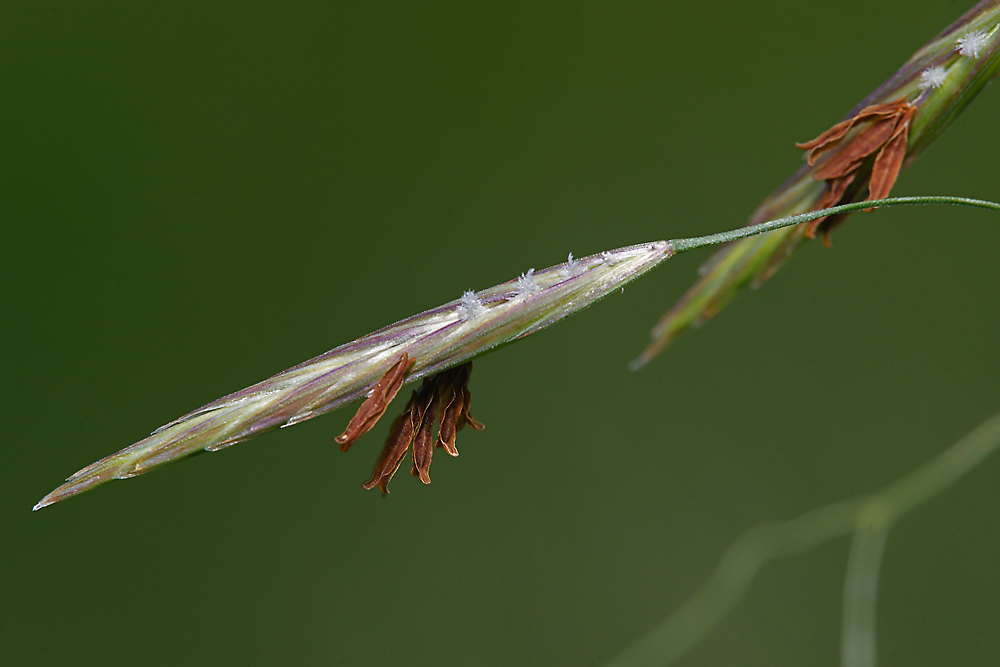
xmin=670 ymin=196 xmax=1000 ymax=254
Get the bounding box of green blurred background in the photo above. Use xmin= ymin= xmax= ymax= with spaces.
xmin=4 ymin=1 xmax=999 ymax=665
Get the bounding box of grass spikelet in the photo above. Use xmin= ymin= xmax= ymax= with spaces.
xmin=34 ymin=242 xmax=672 ymax=509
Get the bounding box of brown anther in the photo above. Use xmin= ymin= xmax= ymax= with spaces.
xmin=437 ymin=362 xmax=484 ymax=456
xmin=867 ymin=104 xmax=915 ymax=203
xmin=335 ymin=352 xmax=413 ymax=452
xmin=459 ymin=383 xmax=485 ymax=432
xmin=796 ymin=96 xmax=916 ymax=244
xmin=436 ymin=369 xmax=462 ymax=457
xmin=811 ymin=169 xmax=860 ymax=246
xmin=451 ymin=363 xmax=485 ymax=432
xmin=410 ymin=377 xmax=441 ymax=484
xmin=362 ymin=398 xmax=416 ymax=492
xmin=811 ymin=118 xmax=899 ymax=182
xmin=796 ymin=97 xmax=911 ymax=164
xmin=349 ymin=360 xmax=485 ymax=493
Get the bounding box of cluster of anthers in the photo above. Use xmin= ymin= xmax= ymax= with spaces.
xmin=334 ymin=353 xmax=484 ymax=492
xmin=794 ymin=25 xmax=996 ymax=245
xmin=795 ymin=96 xmax=915 ymax=244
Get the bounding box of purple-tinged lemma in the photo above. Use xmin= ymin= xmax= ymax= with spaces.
xmin=34 ymin=241 xmax=672 ymax=509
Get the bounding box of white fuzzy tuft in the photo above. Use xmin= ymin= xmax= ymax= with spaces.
xmin=558 ymin=252 xmax=583 ymax=279
xmin=918 ymin=66 xmax=948 ymax=90
xmin=956 ymin=29 xmax=989 ymax=58
xmin=457 ymin=290 xmax=485 ymax=320
xmin=515 ymin=268 xmax=541 ymax=298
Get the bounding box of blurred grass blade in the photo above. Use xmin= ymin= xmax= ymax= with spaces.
xmin=632 ymin=0 xmax=1000 ymax=369
xmin=604 ymin=410 xmax=1000 ymax=667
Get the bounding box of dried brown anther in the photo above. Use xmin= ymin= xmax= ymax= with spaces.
xmin=363 ymin=409 xmax=413 ymax=492
xmin=796 ymin=96 xmax=916 ymax=245
xmin=338 ymin=356 xmax=484 ymax=493
xmin=335 ymin=352 xmax=413 ymax=452
xmin=436 ymin=363 xmax=484 ymax=457
xmin=408 ymin=376 xmax=441 ymax=484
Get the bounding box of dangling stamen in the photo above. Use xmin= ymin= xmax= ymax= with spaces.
xmin=363 ymin=398 xmax=416 ymax=492
xmin=436 ymin=369 xmax=462 ymax=457
xmin=410 ymin=377 xmax=442 ymax=484
xmin=335 ymin=352 xmax=413 ymax=452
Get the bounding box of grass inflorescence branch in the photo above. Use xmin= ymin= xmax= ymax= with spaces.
xmin=33 ymin=195 xmax=1000 ymax=509
xmin=669 ymin=196 xmax=1000 ymax=254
